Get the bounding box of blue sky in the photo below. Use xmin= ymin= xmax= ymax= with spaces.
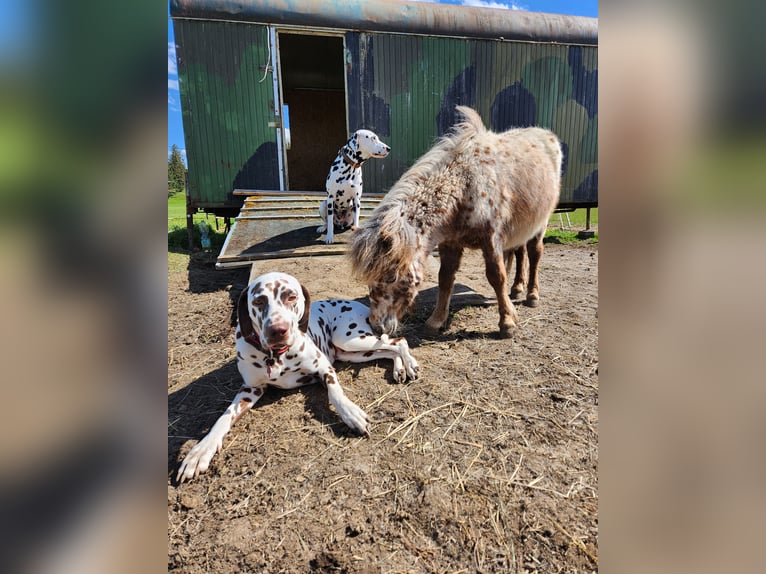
xmin=168 ymin=0 xmax=598 ymax=163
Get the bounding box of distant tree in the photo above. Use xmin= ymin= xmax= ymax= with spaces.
xmin=168 ymin=144 xmax=187 ymax=197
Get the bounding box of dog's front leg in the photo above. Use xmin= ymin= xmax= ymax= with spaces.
xmin=322 ymin=369 xmax=370 ymax=435
xmin=325 ymin=197 xmax=335 ymax=244
xmin=176 ymin=386 xmax=265 ymax=482
xmin=351 ymin=198 xmax=361 ymax=230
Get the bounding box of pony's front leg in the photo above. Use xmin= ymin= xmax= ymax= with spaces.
xmin=483 ymin=244 xmax=518 ymax=339
xmin=425 ymin=245 xmax=463 ymax=336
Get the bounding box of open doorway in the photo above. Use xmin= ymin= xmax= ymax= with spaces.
xmin=278 ymin=33 xmax=347 ymax=191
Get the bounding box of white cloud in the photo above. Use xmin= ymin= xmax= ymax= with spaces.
xmin=168 ymin=78 xmax=179 ymax=91
xmin=462 ymin=0 xmax=527 ymax=10
xmin=168 ymin=41 xmax=177 ymax=76
xmin=168 ymin=93 xmax=181 ymax=112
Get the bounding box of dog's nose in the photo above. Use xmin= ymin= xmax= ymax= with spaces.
xmin=264 ymin=320 xmax=289 ymax=341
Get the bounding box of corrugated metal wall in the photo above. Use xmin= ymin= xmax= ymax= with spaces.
xmin=346 ymin=32 xmax=598 ymax=207
xmin=174 ymin=20 xmax=279 ymax=210
xmin=174 ymin=20 xmax=597 ymax=211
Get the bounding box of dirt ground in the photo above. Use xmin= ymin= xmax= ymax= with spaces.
xmin=168 ymin=242 xmax=598 ymax=573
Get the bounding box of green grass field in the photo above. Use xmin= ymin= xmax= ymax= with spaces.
xmin=168 ymin=192 xmax=597 ymax=252
xmin=168 ymin=192 xmax=229 ymax=252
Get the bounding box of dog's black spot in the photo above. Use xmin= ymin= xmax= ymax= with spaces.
xmin=330 ymin=301 xmax=338 ymax=306
xmin=348 ymin=323 xmax=357 ymax=329
xmin=242 ymin=396 xmax=253 ymax=403
xmin=363 ymin=351 xmax=374 ymax=357
xmin=345 ymin=331 xmax=352 ymax=337
xmin=236 ymin=331 xmax=242 ymax=339
xmin=252 ymin=361 xmax=263 ymax=368
xmin=340 ymin=306 xmax=353 ymax=313
xmin=237 ymin=351 xmax=244 ymax=360
xmin=285 ymin=354 xmax=296 ymax=360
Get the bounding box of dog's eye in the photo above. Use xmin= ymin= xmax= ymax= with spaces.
xmin=253 ymin=296 xmax=267 ymax=307
xmin=285 ymin=293 xmax=298 ymax=304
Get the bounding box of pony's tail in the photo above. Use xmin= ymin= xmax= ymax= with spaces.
xmin=454 ymin=106 xmax=487 ymax=136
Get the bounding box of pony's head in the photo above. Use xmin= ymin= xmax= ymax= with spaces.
xmin=349 ymin=202 xmax=422 ymax=335
xmin=365 ymin=262 xmax=422 ymax=335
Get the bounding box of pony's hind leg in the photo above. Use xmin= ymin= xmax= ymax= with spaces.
xmin=507 ymin=246 xmax=528 ymax=300
xmin=483 ymin=244 xmax=518 ymax=339
xmin=425 ymin=245 xmax=463 ymax=336
xmin=524 ymin=231 xmax=544 ymax=307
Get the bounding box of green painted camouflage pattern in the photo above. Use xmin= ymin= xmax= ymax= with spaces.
xmin=175 ymin=21 xmax=597 ymax=212
xmin=346 ymin=33 xmax=597 ymax=207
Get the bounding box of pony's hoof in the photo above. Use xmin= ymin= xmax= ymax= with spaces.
xmin=524 ymin=297 xmax=539 ymax=308
xmin=498 ymin=325 xmax=514 ymax=339
xmin=423 ymin=321 xmax=443 ymax=338
xmin=510 ymin=288 xmax=525 ymax=301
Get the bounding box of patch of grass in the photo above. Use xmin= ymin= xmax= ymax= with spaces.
xmin=168 ymin=224 xmax=228 ymax=253
xmin=168 ymin=252 xmax=189 ymax=273
xmin=544 ymin=228 xmax=598 ymax=244
xmin=548 ymin=208 xmax=598 ymax=229
xmin=167 ymin=192 xmax=187 ymax=231
xmin=168 ymin=192 xmax=228 ymax=252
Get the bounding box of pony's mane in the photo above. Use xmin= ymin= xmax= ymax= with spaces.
xmin=349 ymin=106 xmax=487 ymax=283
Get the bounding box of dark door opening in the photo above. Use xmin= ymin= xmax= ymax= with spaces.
xmin=278 ymin=34 xmax=347 ymax=191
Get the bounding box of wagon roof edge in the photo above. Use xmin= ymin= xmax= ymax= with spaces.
xmin=169 ymin=0 xmax=598 ymax=45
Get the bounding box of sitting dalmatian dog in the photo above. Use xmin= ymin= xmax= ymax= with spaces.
xmin=177 ymin=272 xmax=419 ymax=482
xmin=317 ymin=129 xmax=390 ymax=244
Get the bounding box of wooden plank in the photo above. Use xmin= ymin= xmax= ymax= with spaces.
xmin=233 ymin=189 xmax=386 ymax=197
xmin=217 ymin=192 xmax=386 ymax=266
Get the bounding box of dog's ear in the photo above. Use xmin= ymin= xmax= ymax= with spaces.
xmin=298 ymin=283 xmax=311 ymax=333
xmin=347 ymin=132 xmax=358 ymax=152
xmin=237 ymin=287 xmax=255 ymax=339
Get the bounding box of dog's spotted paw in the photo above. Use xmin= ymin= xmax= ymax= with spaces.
xmin=336 ymin=400 xmax=370 ymax=435
xmin=176 ymin=437 xmax=221 ymax=483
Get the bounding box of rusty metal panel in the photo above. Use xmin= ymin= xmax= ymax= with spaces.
xmin=346 ymin=32 xmax=597 ymax=207
xmin=174 ymin=20 xmax=279 ymax=209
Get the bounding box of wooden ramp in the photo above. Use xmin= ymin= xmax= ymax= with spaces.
xmin=216 ymin=191 xmax=384 ymax=269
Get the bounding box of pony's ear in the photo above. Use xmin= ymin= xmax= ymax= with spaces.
xmin=298 ymin=283 xmax=311 ymax=333
xmin=237 ymin=288 xmax=255 ymax=339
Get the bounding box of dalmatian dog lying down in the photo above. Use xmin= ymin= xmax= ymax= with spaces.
xmin=317 ymin=129 xmax=390 ymax=244
xmin=176 ymin=272 xmax=419 ymax=482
